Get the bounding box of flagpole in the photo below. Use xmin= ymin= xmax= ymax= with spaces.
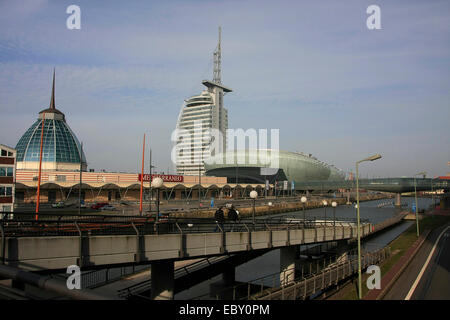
xmin=139 ymin=134 xmax=145 ymax=215
xmin=35 ymin=113 xmax=45 ymax=220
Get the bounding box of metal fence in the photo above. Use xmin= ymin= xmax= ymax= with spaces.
xmin=255 ymin=246 xmax=391 ymax=300
xmin=0 ymin=213 xmax=367 ymax=238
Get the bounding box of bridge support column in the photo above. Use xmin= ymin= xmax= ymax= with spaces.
xmin=395 ymin=193 xmax=402 ymax=207
xmin=280 ymin=246 xmax=296 ymax=286
xmin=150 ymin=260 xmax=174 ymax=300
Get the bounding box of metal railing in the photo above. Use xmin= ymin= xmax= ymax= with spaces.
xmin=190 ymin=246 xmax=390 ymax=300
xmin=0 ymin=212 xmax=367 ymax=238
xmin=254 ymin=246 xmax=391 ymax=300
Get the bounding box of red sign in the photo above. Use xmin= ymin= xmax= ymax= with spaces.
xmin=138 ymin=174 xmax=184 ymax=183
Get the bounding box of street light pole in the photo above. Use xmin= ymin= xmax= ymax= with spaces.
xmin=322 ymin=200 xmax=328 ymax=224
xmin=78 ymin=142 xmax=83 ymax=216
xmin=414 ymin=171 xmax=426 ymax=237
xmin=332 ymin=201 xmax=337 ymax=238
xmin=356 ymin=154 xmax=382 ymax=299
xmin=151 ymin=177 xmax=163 ymax=224
xmin=250 ymin=190 xmax=258 ymax=225
xmin=301 ymin=196 xmax=307 ymax=239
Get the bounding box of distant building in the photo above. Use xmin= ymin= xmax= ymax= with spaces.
xmin=15 ymin=70 xmax=87 ymax=172
xmin=0 ymin=144 xmax=16 ymax=213
xmin=204 ymin=149 xmax=346 ymax=184
xmin=14 ymin=170 xmax=254 ymax=204
xmin=174 ymin=27 xmax=232 ymax=176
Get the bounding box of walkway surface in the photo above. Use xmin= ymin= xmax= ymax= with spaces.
xmin=365 ymin=208 xmax=450 ymax=300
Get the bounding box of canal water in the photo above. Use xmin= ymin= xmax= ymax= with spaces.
xmin=175 ymin=197 xmax=432 ymax=300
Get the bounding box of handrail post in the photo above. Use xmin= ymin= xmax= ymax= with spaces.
xmin=243 ymin=223 xmax=251 ymax=250
xmin=131 ymin=222 xmax=141 ymax=262
xmin=265 ymin=223 xmax=272 ymax=248
xmin=74 ymin=222 xmax=83 ymax=267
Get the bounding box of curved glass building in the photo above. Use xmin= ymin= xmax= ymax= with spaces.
xmin=15 ymin=71 xmax=87 ymax=171
xmin=204 ymin=149 xmax=345 ymax=184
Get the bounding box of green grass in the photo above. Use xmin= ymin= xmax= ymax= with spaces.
xmin=339 ymin=215 xmax=450 ymax=300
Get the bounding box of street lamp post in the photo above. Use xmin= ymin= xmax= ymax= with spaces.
xmin=356 ymin=153 xmax=382 ymax=299
xmin=151 ymin=177 xmax=163 ymax=224
xmin=332 ymin=201 xmax=337 ymax=238
xmin=414 ymin=172 xmax=426 ymax=237
xmin=322 ymin=200 xmax=328 ymax=225
xmin=301 ymin=196 xmax=307 ymax=239
xmin=250 ymin=190 xmax=258 ymax=225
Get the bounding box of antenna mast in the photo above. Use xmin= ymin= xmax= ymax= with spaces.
xmin=213 ymin=27 xmax=222 ymax=84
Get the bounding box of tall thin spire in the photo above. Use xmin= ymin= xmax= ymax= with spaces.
xmin=213 ymin=27 xmax=222 ymax=84
xmin=50 ymin=68 xmax=55 ymax=110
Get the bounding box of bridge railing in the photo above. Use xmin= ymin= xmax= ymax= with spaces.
xmin=0 ymin=213 xmax=367 ymax=238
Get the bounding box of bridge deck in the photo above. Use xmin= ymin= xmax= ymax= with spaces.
xmin=1 ymin=215 xmax=376 ymax=271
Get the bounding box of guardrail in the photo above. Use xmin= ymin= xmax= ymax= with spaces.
xmin=253 ymin=246 xmax=391 ymax=300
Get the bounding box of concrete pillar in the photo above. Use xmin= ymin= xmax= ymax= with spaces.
xmin=280 ymin=246 xmax=296 ymax=286
xmin=150 ymin=260 xmax=174 ymax=300
xmin=395 ymin=193 xmax=402 ymax=207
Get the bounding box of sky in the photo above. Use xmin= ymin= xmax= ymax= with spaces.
xmin=0 ymin=0 xmax=449 ymax=178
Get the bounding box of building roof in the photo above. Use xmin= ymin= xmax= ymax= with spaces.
xmin=15 ymin=70 xmax=86 ymax=166
xmin=202 ymin=80 xmax=233 ymax=92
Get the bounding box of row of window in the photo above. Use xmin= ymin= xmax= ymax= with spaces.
xmin=0 ymin=186 xmax=12 ymax=197
xmin=1 ymin=149 xmax=14 ymax=157
xmin=0 ymin=167 xmax=14 ymax=177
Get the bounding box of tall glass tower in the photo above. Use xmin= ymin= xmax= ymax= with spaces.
xmin=174 ymin=27 xmax=232 ymax=176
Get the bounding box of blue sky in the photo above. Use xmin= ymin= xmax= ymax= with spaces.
xmin=0 ymin=0 xmax=449 ymax=177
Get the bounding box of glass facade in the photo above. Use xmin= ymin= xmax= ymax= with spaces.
xmin=15 ymin=119 xmax=85 ymax=164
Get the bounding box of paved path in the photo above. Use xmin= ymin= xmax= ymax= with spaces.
xmin=405 ymin=224 xmax=450 ymax=300
xmin=365 ymin=208 xmax=450 ymax=300
xmin=364 ymin=230 xmax=429 ymax=300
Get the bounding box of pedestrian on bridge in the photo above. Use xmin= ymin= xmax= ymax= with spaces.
xmin=214 ymin=206 xmax=225 ymax=232
xmin=228 ymin=205 xmax=239 ymax=231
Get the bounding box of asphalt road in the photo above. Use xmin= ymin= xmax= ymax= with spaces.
xmin=384 ymin=222 xmax=450 ymax=300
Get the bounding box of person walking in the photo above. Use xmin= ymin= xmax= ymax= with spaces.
xmin=214 ymin=206 xmax=225 ymax=232
xmin=228 ymin=205 xmax=238 ymax=231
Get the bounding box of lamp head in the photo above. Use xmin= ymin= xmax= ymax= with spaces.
xmin=322 ymin=200 xmax=328 ymax=206
xmin=301 ymin=196 xmax=307 ymax=203
xmin=151 ymin=177 xmax=163 ymax=188
xmin=250 ymin=190 xmax=258 ymax=199
xmin=369 ymin=154 xmax=382 ymax=161
xmin=332 ymin=201 xmax=337 ymax=207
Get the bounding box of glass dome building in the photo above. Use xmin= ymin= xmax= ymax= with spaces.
xmin=15 ymin=71 xmax=87 ymax=171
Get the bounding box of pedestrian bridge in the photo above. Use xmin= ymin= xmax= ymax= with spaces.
xmin=294 ymin=177 xmax=449 ymax=193
xmin=0 ymin=212 xmax=404 ymax=272
xmin=0 ymin=212 xmax=405 ymax=299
